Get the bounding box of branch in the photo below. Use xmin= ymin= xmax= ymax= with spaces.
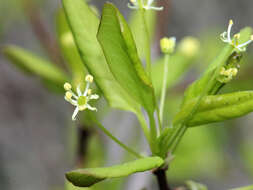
xmin=22 ymin=0 xmax=66 ymax=69
xmin=76 ymin=125 xmax=91 ymax=167
xmin=153 ymin=169 xmax=171 ymax=190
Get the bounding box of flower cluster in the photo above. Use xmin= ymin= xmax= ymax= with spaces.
xmin=64 ymin=74 xmax=99 ymax=120
xmin=220 ymin=19 xmax=253 ymax=52
xmin=217 ymin=66 xmax=238 ymax=83
xmin=128 ymin=0 xmax=163 ymax=11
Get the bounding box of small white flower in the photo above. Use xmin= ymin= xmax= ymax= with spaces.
xmin=128 ymin=0 xmax=163 ymax=11
xmin=220 ymin=19 xmax=253 ymax=52
xmin=64 ymin=74 xmax=99 ymax=120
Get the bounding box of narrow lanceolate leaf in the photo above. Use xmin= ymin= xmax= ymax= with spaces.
xmin=66 ymin=156 xmax=164 ymax=187
xmin=62 ymin=0 xmax=140 ymax=113
xmin=181 ymin=27 xmax=252 ymax=106
xmin=174 ymin=91 xmax=253 ymax=127
xmin=97 ymin=3 xmax=156 ymax=114
xmin=3 ymin=45 xmax=69 ymax=86
xmin=56 ymin=8 xmax=87 ymax=84
xmin=230 ymin=185 xmax=253 ymax=190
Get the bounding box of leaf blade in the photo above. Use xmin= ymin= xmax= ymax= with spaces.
xmin=174 ymin=91 xmax=253 ymax=127
xmin=66 ymin=156 xmax=164 ymax=187
xmin=97 ymin=3 xmax=155 ymax=113
xmin=3 ymin=45 xmax=69 ymax=86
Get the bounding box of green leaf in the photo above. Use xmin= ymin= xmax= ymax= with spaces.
xmin=174 ymin=91 xmax=253 ymax=127
xmin=185 ymin=180 xmax=208 ymax=190
xmin=66 ymin=156 xmax=164 ymax=187
xmin=97 ymin=3 xmax=155 ymax=114
xmin=62 ymin=0 xmax=140 ymax=113
xmin=129 ymin=10 xmax=157 ymax=59
xmin=3 ymin=45 xmax=69 ymax=87
xmin=230 ymin=185 xmax=253 ymax=190
xmin=56 ymin=8 xmax=86 ymax=85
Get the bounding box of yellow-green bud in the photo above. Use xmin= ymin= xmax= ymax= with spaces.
xmin=64 ymin=82 xmax=72 ymax=91
xmin=160 ymin=37 xmax=176 ymax=54
xmin=178 ymin=37 xmax=200 ymax=57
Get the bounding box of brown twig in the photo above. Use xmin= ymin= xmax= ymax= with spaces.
xmin=154 ymin=169 xmax=171 ymax=190
xmin=22 ymin=0 xmax=66 ymax=69
xmin=76 ymin=125 xmax=91 ymax=167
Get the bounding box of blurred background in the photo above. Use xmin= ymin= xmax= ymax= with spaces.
xmin=1 ymin=0 xmax=253 ymax=190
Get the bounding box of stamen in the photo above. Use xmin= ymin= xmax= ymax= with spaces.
xmin=64 ymin=82 xmax=72 ymax=91
xmin=229 ymin=19 xmax=233 ymax=26
xmin=237 ymin=35 xmax=253 ymax=48
xmin=85 ymin=75 xmax=93 ymax=83
xmin=65 ymin=91 xmax=73 ymax=100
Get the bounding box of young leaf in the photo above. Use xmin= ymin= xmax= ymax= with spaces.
xmin=66 ymin=156 xmax=164 ymax=187
xmin=97 ymin=3 xmax=156 ymax=114
xmin=62 ymin=0 xmax=140 ymax=113
xmin=3 ymin=45 xmax=69 ymax=86
xmin=174 ymin=91 xmax=253 ymax=127
xmin=56 ymin=8 xmax=87 ymax=84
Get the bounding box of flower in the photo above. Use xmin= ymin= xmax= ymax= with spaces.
xmin=220 ymin=19 xmax=253 ymax=52
xmin=128 ymin=0 xmax=163 ymax=11
xmin=64 ymin=74 xmax=99 ymax=120
xmin=178 ymin=37 xmax=200 ymax=57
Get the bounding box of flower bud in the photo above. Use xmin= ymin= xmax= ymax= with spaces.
xmin=178 ymin=37 xmax=200 ymax=57
xmin=160 ymin=37 xmax=176 ymax=54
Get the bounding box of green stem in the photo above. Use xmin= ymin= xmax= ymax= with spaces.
xmin=92 ymin=119 xmax=143 ymax=158
xmin=136 ymin=111 xmax=151 ymax=143
xmin=148 ymin=112 xmax=158 ymax=154
xmin=159 ymin=54 xmax=170 ymax=125
xmin=156 ymin=107 xmax=162 ymax=136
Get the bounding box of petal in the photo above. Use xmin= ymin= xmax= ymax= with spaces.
xmin=220 ymin=32 xmax=229 ymax=42
xmin=77 ymin=85 xmax=82 ymax=96
xmin=72 ymin=107 xmax=79 ymax=120
xmin=89 ymin=94 xmax=99 ymax=100
xmin=83 ymin=83 xmax=90 ymax=96
xmin=128 ymin=3 xmax=138 ymax=9
xmin=149 ymin=6 xmax=164 ymax=11
xmin=86 ymin=104 xmax=97 ymax=112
